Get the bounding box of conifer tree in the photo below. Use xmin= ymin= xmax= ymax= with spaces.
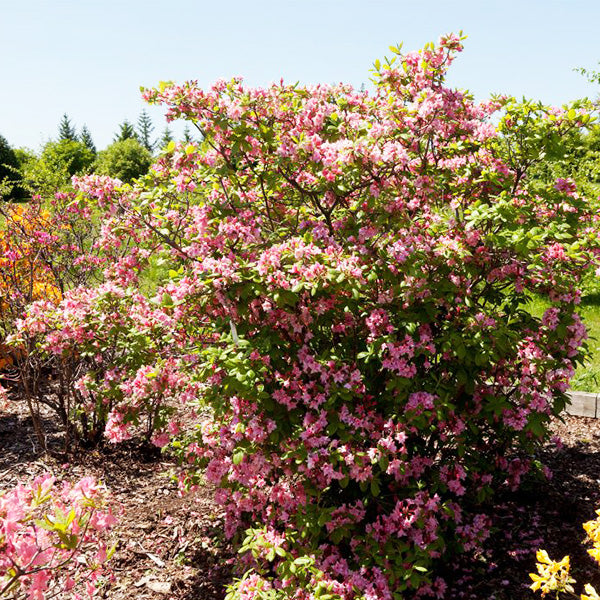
xmin=158 ymin=125 xmax=173 ymax=149
xmin=113 ymin=120 xmax=138 ymax=143
xmin=137 ymin=109 xmax=155 ymax=153
xmin=182 ymin=126 xmax=194 ymax=144
xmin=80 ymin=125 xmax=96 ymax=154
xmin=58 ymin=114 xmax=77 ymax=141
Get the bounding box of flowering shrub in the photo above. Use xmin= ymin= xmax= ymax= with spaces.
xmin=0 ymin=201 xmax=61 ymax=327
xmin=529 ymin=510 xmax=600 ymax=599
xmin=0 ymin=473 xmax=116 ymax=599
xmin=18 ymin=34 xmax=600 ymax=597
xmin=0 ymin=186 xmax=130 ymax=446
xmin=17 ymin=282 xmax=193 ymax=444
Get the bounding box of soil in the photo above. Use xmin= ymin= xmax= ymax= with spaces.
xmin=446 ymin=415 xmax=600 ymax=600
xmin=2 ymin=398 xmax=600 ymax=600
xmin=0 ymin=401 xmax=235 ymax=600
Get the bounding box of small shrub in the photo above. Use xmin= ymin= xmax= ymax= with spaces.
xmin=0 ymin=473 xmax=116 ymax=599
xmin=18 ymin=283 xmax=191 ymax=444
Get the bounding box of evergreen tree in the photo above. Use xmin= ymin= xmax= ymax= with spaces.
xmin=113 ymin=120 xmax=138 ymax=143
xmin=159 ymin=126 xmax=173 ymax=149
xmin=80 ymin=125 xmax=96 ymax=154
xmin=58 ymin=114 xmax=78 ymax=141
xmin=182 ymin=126 xmax=194 ymax=144
xmin=137 ymin=109 xmax=155 ymax=153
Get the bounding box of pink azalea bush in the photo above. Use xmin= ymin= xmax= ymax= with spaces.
xmin=0 ymin=188 xmax=129 ymax=446
xmin=0 ymin=473 xmax=116 ymax=599
xmin=16 ymin=34 xmax=600 ymax=597
xmin=16 ymin=281 xmax=197 ymax=444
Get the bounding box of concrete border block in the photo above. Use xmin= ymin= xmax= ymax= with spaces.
xmin=565 ymin=391 xmax=598 ymax=418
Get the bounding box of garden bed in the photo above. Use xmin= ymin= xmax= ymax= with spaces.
xmin=2 ymin=397 xmax=600 ymax=599
xmin=0 ymin=399 xmax=235 ymax=600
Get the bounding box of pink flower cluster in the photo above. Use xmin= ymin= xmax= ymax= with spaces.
xmin=0 ymin=474 xmax=116 ymax=599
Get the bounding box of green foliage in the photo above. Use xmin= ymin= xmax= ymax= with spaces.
xmin=18 ymin=140 xmax=95 ymax=196
xmin=13 ymin=147 xmax=36 ymax=167
xmin=495 ymin=98 xmax=594 ymax=183
xmin=19 ymin=155 xmax=71 ymax=196
xmin=578 ymin=126 xmax=600 ymax=196
xmin=137 ymin=109 xmax=155 ymax=153
xmin=0 ymin=134 xmax=25 ymax=200
xmin=95 ymin=138 xmax=152 ymax=183
xmin=585 ymin=125 xmax=600 ymax=153
xmin=41 ymin=139 xmax=96 ymax=176
xmin=519 ymin=99 xmax=600 ymax=199
xmin=113 ymin=120 xmax=138 ymax=143
xmin=58 ymin=113 xmax=78 ymax=141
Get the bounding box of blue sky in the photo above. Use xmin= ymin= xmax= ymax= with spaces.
xmin=1 ymin=0 xmax=599 ymax=152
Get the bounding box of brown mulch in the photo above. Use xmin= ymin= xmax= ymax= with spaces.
xmin=444 ymin=415 xmax=600 ymax=600
xmin=3 ymin=398 xmax=600 ymax=599
xmin=0 ymin=401 xmax=235 ymax=600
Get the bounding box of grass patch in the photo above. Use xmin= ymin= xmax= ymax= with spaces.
xmin=527 ymin=292 xmax=600 ymax=392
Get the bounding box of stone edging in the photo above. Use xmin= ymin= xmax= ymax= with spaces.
xmin=565 ymin=391 xmax=599 ymax=417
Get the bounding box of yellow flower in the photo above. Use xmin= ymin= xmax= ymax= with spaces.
xmin=530 ymin=550 xmax=575 ymax=596
xmin=583 ymin=513 xmax=600 ymax=544
xmin=582 ymin=583 xmax=600 ymax=600
xmin=588 ymin=544 xmax=600 ymax=565
xmin=536 ymin=549 xmax=552 ymax=564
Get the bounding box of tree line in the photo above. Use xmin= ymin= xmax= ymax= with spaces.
xmin=0 ymin=110 xmax=199 ymax=200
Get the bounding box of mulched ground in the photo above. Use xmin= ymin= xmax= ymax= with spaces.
xmin=447 ymin=415 xmax=600 ymax=599
xmin=0 ymin=401 xmax=235 ymax=600
xmin=2 ymin=398 xmax=600 ymax=600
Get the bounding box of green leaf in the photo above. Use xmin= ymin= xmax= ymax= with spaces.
xmin=378 ymin=455 xmax=389 ymax=472
xmin=370 ymin=479 xmax=380 ymax=497
xmin=318 ymin=511 xmax=331 ymax=526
